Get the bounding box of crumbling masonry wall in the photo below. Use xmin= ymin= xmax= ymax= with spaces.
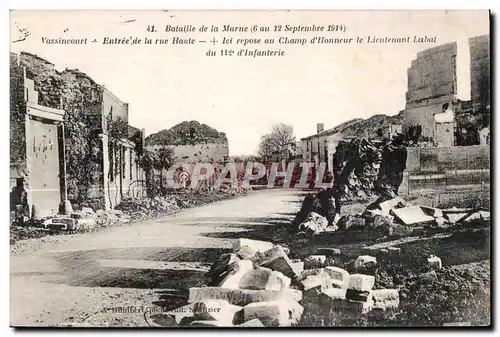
xmin=10 ymin=53 xmax=27 ymax=185
xmin=18 ymin=52 xmax=104 ymax=206
xmin=404 ymin=43 xmax=457 ymax=144
xmin=469 ymin=35 xmax=490 ymax=113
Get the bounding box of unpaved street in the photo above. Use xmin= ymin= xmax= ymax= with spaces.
xmin=10 ymin=189 xmax=303 ymax=327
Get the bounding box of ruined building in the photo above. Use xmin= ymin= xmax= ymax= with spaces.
xmin=10 ymin=53 xmax=67 ymax=218
xmin=145 ymin=121 xmax=229 ymax=164
xmin=404 ymin=42 xmax=458 ymax=147
xmin=403 ymin=35 xmax=490 ymax=146
xmin=10 ymin=52 xmax=145 ymax=213
xmin=301 ymin=114 xmax=403 ymax=171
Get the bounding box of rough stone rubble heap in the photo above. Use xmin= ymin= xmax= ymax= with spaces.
xmin=157 ymin=238 xmax=404 ymax=327
xmin=332 ymin=139 xmax=383 ymax=200
xmin=297 ymin=195 xmax=490 ymax=238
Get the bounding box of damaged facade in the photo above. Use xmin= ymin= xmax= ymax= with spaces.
xmin=301 ymin=117 xmax=402 ymax=172
xmin=10 ymin=53 xmax=67 ymax=218
xmin=403 ymin=35 xmax=491 ymax=147
xmin=402 ymin=36 xmax=490 ymax=194
xmin=10 ymin=52 xmax=146 ymax=215
xmin=404 ymin=42 xmax=458 ymax=146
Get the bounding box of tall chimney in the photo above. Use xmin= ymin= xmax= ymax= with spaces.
xmin=317 ymin=123 xmax=324 ymax=133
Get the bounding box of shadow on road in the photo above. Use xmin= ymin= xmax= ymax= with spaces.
xmin=20 ymin=247 xmax=233 ymax=290
xmin=199 ymin=215 xmax=296 ymax=245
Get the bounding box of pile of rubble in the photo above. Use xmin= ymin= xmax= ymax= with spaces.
xmin=159 ymin=238 xmax=303 ymax=327
xmin=297 ymin=196 xmax=490 ymax=238
xmin=38 ymin=207 xmax=132 ymax=232
xmin=332 ymin=139 xmax=383 ymax=200
xmin=157 ymin=238 xmax=405 ymax=327
xmin=115 ymin=196 xmax=185 ymax=221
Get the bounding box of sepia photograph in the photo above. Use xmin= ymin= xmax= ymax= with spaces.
xmin=9 ymin=9 xmax=491 ymax=328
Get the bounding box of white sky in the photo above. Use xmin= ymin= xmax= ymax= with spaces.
xmin=10 ymin=10 xmax=489 ymax=155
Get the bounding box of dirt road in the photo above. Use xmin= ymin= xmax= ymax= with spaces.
xmin=10 ymin=189 xmax=304 ymax=327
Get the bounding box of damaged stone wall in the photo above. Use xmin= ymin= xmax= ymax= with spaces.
xmin=18 ymin=52 xmax=104 ymax=205
xmin=404 ymin=43 xmax=458 ymax=145
xmin=10 ymin=53 xmax=27 ymax=183
xmin=452 ymin=35 xmax=491 ymax=146
xmin=470 ymin=35 xmax=490 ymax=113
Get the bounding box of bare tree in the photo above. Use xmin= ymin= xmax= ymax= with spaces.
xmin=258 ymin=123 xmax=296 ymax=162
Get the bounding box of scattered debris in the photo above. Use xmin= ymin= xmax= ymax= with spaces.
xmin=293 ymin=193 xmax=490 ymax=240
xmin=427 ymin=255 xmax=443 ymax=270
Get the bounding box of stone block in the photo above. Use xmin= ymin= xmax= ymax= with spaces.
xmin=243 ymin=299 xmax=303 ymax=327
xmin=354 ymin=255 xmax=377 ymax=270
xmin=378 ymin=197 xmax=407 ymax=214
xmin=235 ymin=245 xmax=257 ymax=259
xmin=372 ymin=289 xmax=399 ymax=311
xmin=427 ymin=255 xmax=442 ymax=270
xmin=348 ymin=274 xmax=375 ymax=292
xmin=219 ymin=260 xmax=254 ymax=289
xmin=284 ymin=289 xmax=303 ymax=302
xmin=324 ymin=266 xmax=350 ymax=285
xmin=43 ymin=217 xmax=76 ymax=230
xmin=341 ymin=214 xmax=366 ymax=231
xmin=192 ymin=299 xmax=242 ymax=325
xmin=390 ymin=206 xmax=435 ymax=226
xmin=300 ymin=271 xmax=332 ymax=292
xmin=188 ymin=287 xmax=284 ymax=306
xmin=258 ymin=246 xmax=299 ymax=279
xmin=238 ymin=318 xmax=265 ymax=327
xmin=233 ymin=238 xmax=274 ymax=254
xmin=239 ymin=267 xmax=291 ymax=292
xmin=298 ymin=212 xmax=328 ymax=235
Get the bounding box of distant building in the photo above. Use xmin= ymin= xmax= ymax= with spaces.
xmin=379 ymin=124 xmax=403 ymax=140
xmin=290 ymin=140 xmax=303 ymax=159
xmin=147 ymin=143 xmax=229 ymax=164
xmin=301 ymin=121 xmax=400 ymax=171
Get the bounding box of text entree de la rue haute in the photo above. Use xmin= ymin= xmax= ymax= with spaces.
xmin=41 ymin=23 xmax=437 ymax=47
xmin=41 ymin=34 xmax=437 ymax=46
